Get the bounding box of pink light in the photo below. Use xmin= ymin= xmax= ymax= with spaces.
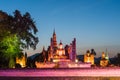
xmin=1 ymin=68 xmax=120 ymax=77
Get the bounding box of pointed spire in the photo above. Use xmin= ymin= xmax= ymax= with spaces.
xmin=52 ymin=28 xmax=57 ymax=48
xmin=105 ymin=48 xmax=109 ymax=60
xmin=53 ymin=28 xmax=56 ymax=35
xmin=106 ymin=48 xmax=107 ymax=53
xmin=54 ymin=28 xmax=55 ymax=32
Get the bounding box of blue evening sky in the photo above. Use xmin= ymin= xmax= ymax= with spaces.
xmin=0 ymin=0 xmax=120 ymax=57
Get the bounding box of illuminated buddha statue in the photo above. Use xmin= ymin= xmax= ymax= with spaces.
xmin=56 ymin=41 xmax=65 ymax=56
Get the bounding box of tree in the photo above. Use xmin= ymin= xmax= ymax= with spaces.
xmin=91 ymin=49 xmax=96 ymax=56
xmin=0 ymin=10 xmax=39 ymax=50
xmin=0 ymin=10 xmax=15 ymax=68
xmin=13 ymin=10 xmax=38 ymax=50
xmin=0 ymin=34 xmax=21 ymax=68
xmin=0 ymin=10 xmax=39 ymax=68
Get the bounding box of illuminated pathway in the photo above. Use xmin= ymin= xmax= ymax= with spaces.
xmin=0 ymin=68 xmax=120 ymax=77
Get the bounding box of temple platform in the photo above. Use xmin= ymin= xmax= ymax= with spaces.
xmin=35 ymin=61 xmax=91 ymax=68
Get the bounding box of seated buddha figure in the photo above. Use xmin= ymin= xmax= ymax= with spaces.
xmin=56 ymin=41 xmax=65 ymax=58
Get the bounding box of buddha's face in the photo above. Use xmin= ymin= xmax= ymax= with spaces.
xmin=59 ymin=44 xmax=63 ymax=49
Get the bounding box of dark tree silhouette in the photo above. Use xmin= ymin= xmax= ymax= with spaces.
xmin=0 ymin=10 xmax=39 ymax=68
xmin=91 ymin=49 xmax=96 ymax=55
xmin=13 ymin=10 xmax=39 ymax=49
xmin=0 ymin=10 xmax=39 ymax=50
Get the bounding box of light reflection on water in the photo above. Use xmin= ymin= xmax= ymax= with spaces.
xmin=1 ymin=68 xmax=120 ymax=80
xmin=0 ymin=77 xmax=120 ymax=80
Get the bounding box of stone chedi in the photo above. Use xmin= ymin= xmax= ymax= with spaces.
xmin=35 ymin=30 xmax=77 ymax=68
xmin=84 ymin=50 xmax=94 ymax=65
xmin=100 ymin=52 xmax=109 ymax=67
xmin=48 ymin=30 xmax=76 ymax=62
xmin=16 ymin=52 xmax=27 ymax=68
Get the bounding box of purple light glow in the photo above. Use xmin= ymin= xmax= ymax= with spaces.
xmin=0 ymin=68 xmax=120 ymax=77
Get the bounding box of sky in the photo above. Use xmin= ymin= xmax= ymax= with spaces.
xmin=0 ymin=0 xmax=120 ymax=57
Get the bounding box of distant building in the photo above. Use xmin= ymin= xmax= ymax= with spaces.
xmin=16 ymin=52 xmax=27 ymax=68
xmin=84 ymin=50 xmax=94 ymax=65
xmin=117 ymin=53 xmax=120 ymax=65
xmin=100 ymin=52 xmax=109 ymax=67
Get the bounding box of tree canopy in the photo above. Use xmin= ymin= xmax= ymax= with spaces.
xmin=0 ymin=10 xmax=39 ymax=50
xmin=0 ymin=10 xmax=39 ymax=68
xmin=13 ymin=10 xmax=39 ymax=49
